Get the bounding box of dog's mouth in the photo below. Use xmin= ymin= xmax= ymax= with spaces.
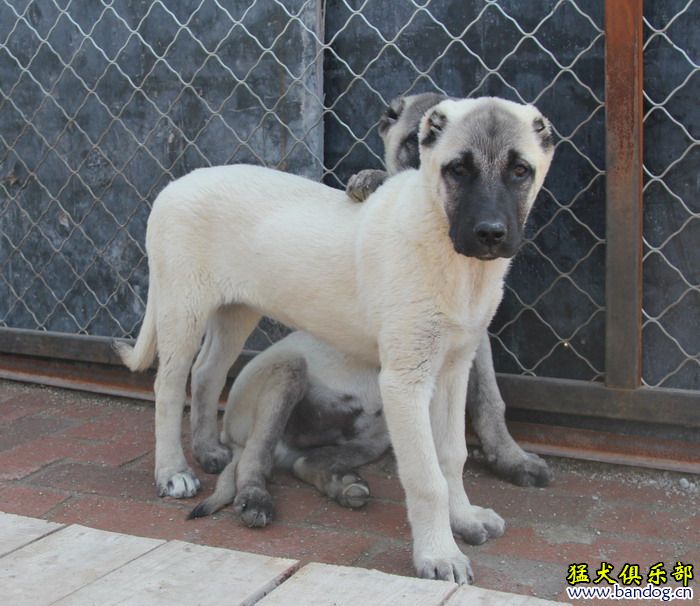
xmin=452 ymin=241 xmax=506 ymax=260
xmin=476 ymin=253 xmax=498 ymax=261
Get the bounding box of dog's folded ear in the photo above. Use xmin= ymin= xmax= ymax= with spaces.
xmin=420 ymin=109 xmax=447 ymax=147
xmin=533 ymin=115 xmax=554 ymax=150
xmin=379 ymin=97 xmax=405 ymax=136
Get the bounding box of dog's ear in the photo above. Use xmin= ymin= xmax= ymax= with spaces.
xmin=420 ymin=109 xmax=447 ymax=147
xmin=378 ymin=97 xmax=405 ymax=137
xmin=532 ymin=115 xmax=554 ymax=150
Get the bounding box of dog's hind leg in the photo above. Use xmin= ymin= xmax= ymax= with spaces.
xmin=467 ymin=332 xmax=552 ymax=487
xmin=190 ymin=305 xmax=261 ymax=474
xmin=289 ymin=431 xmax=389 ymax=508
xmin=189 ymin=353 xmax=306 ymax=524
xmin=153 ymin=304 xmax=210 ymax=498
xmin=225 ymin=354 xmax=308 ymax=527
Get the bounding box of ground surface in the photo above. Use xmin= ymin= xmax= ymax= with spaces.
xmin=0 ymin=380 xmax=698 ymax=604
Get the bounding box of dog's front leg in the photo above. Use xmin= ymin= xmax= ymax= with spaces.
xmin=379 ymin=367 xmax=473 ymax=584
xmin=345 ymin=169 xmax=388 ymax=202
xmin=467 ymin=331 xmax=552 ymax=486
xmin=432 ymin=351 xmax=505 ymax=546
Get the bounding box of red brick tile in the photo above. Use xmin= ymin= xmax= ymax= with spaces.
xmin=593 ymin=537 xmax=693 ymax=571
xmin=307 ymin=498 xmax=410 ymax=540
xmin=0 ymin=437 xmax=84 ymax=480
xmin=357 ymin=542 xmax=415 ymax=577
xmin=0 ymin=414 xmax=78 ymax=451
xmin=47 ymin=494 xmax=212 ymax=542
xmin=268 ymin=483 xmax=325 ymax=524
xmin=43 ymin=399 xmax=116 ymax=421
xmin=592 ymin=504 xmax=699 ymax=541
xmin=467 ymin=554 xmax=566 ymax=601
xmin=193 ymin=519 xmax=375 ymax=566
xmin=0 ymin=394 xmax=55 ymax=423
xmin=469 ymin=481 xmax=592 ymax=527
xmin=2 ymin=379 xmax=699 ymax=603
xmin=0 ymin=483 xmax=70 ymax=516
xmin=72 ymin=433 xmax=154 ymax=467
xmin=362 ymin=470 xmax=406 ymax=502
xmin=480 ymin=524 xmax=597 ymax=566
xmin=27 ymin=462 xmax=157 ymax=501
xmin=59 ymin=408 xmax=153 ymax=441
xmin=550 ymin=472 xmax=694 ymax=510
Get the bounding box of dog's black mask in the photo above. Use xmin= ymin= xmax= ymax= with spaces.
xmin=441 ymin=150 xmax=533 ymax=260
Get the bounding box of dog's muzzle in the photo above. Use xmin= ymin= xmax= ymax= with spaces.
xmin=450 ymin=220 xmax=519 ymax=260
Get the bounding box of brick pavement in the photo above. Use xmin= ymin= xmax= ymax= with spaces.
xmin=0 ymin=379 xmax=698 ymax=604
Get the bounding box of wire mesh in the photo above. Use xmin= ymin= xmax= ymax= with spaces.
xmin=642 ymin=0 xmax=699 ymax=390
xmin=1 ymin=0 xmax=607 ymax=382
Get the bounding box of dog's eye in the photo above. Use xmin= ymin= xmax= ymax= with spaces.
xmin=512 ymin=164 xmax=530 ymax=179
xmin=385 ymin=107 xmax=399 ymax=121
xmin=447 ymin=161 xmax=469 ymax=177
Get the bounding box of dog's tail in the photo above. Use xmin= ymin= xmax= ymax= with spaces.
xmin=113 ymin=279 xmax=158 ymax=372
xmin=187 ymin=450 xmax=241 ymax=520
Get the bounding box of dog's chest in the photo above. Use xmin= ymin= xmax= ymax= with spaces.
xmin=435 ymin=258 xmax=509 ymax=332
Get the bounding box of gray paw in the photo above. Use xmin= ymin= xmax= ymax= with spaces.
xmin=416 ymin=552 xmax=473 ymax=585
xmin=336 ymin=474 xmax=370 ymax=509
xmin=453 ymin=506 xmax=505 ymax=545
xmin=346 ymin=169 xmax=387 ymax=202
xmin=194 ymin=441 xmax=233 ymax=475
xmin=492 ymin=451 xmax=553 ymax=487
xmin=234 ymin=485 xmax=274 ymax=528
xmin=157 ymin=469 xmax=201 ymax=498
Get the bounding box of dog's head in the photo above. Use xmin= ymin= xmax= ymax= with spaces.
xmin=417 ymin=97 xmax=554 ymax=260
xmin=379 ymin=92 xmax=448 ymax=176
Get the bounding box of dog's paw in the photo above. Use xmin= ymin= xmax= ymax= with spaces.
xmin=346 ymin=169 xmax=387 ymax=202
xmin=452 ymin=505 xmax=505 ymax=545
xmin=194 ymin=441 xmax=233 ymax=475
xmin=234 ymin=485 xmax=274 ymax=528
xmin=415 ymin=551 xmax=473 ymax=585
xmin=157 ymin=469 xmax=201 ymax=498
xmin=492 ymin=451 xmax=553 ymax=487
xmin=336 ymin=473 xmax=370 ymax=509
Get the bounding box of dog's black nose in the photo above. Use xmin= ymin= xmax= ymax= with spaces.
xmin=474 ymin=221 xmax=507 ymax=247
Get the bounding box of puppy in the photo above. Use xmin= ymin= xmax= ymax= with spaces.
xmin=118 ymin=97 xmax=554 ymax=582
xmin=189 ymin=92 xmax=552 ymax=525
xmin=348 ymin=93 xmax=552 ymax=487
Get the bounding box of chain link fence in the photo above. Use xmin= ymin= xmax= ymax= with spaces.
xmin=642 ymin=0 xmax=699 ymax=391
xmin=0 ymin=0 xmax=694 ymax=392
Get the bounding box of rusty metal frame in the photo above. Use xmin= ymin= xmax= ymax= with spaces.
xmin=604 ymin=0 xmax=644 ymax=390
xmin=1 ymin=326 xmax=698 ymax=428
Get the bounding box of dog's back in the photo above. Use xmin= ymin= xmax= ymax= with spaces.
xmin=146 ymin=164 xmax=393 ymax=361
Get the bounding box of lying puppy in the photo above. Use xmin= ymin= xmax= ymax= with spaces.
xmin=189 ymin=93 xmax=552 ymax=524
xmin=118 ymin=97 xmax=554 ymax=583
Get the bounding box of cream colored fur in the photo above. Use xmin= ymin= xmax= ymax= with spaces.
xmin=117 ymin=97 xmax=553 ymax=584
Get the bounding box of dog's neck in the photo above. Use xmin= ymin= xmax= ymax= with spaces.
xmin=373 ymin=170 xmax=511 ymax=327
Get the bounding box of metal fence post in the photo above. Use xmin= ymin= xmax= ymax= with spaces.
xmin=604 ymin=0 xmax=644 ymax=390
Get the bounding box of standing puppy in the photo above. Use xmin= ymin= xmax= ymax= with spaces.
xmin=348 ymin=93 xmax=552 ymax=487
xmin=189 ymin=93 xmax=552 ymax=528
xmin=117 ymin=97 xmax=554 ymax=583
xmin=190 ymin=93 xmax=551 ymax=490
